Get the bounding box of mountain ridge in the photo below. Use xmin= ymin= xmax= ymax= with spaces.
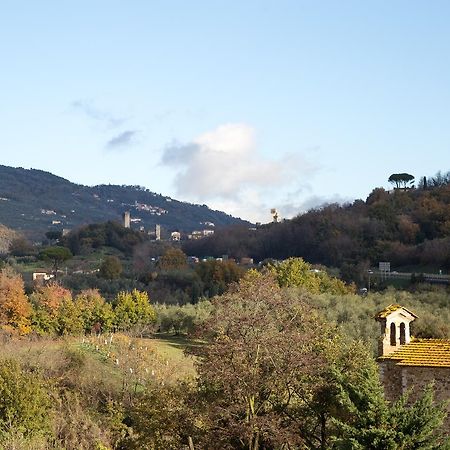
xmin=0 ymin=164 xmax=250 ymax=238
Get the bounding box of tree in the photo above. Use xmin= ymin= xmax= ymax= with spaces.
xmin=8 ymin=237 xmax=34 ymax=257
xmin=195 ymin=260 xmax=244 ymax=297
xmin=0 ymin=224 xmax=17 ymax=254
xmin=268 ymin=257 xmax=353 ymax=294
xmin=99 ymin=255 xmax=123 ymax=279
xmin=194 ymin=272 xmax=336 ymax=449
xmin=39 ymin=246 xmax=72 ymax=275
xmin=75 ymin=289 xmax=114 ymax=333
xmin=31 ymin=283 xmax=72 ymax=315
xmin=0 ymin=360 xmax=52 ymax=437
xmin=56 ymin=296 xmax=84 ymax=335
xmin=113 ymin=289 xmax=156 ymax=332
xmin=158 ymin=248 xmax=187 ymax=271
xmin=45 ymin=230 xmax=62 ymax=242
xmin=30 ymin=283 xmax=73 ymax=335
xmin=332 ymin=366 xmax=450 ymax=449
xmin=388 ymin=173 xmax=415 ymax=189
xmin=0 ymin=268 xmax=32 ymax=334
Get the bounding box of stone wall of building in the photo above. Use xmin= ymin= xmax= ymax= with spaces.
xmin=379 ymin=362 xmax=450 ymax=431
xmin=379 ymin=360 xmax=403 ymax=402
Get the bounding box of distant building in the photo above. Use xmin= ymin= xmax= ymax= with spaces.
xmin=188 ymin=229 xmax=214 ymax=240
xmin=240 ymin=257 xmax=254 ymax=265
xmin=155 ymin=224 xmax=161 ymax=241
xmin=187 ymin=256 xmax=199 ymax=264
xmin=32 ymin=272 xmax=54 ymax=285
xmin=188 ymin=231 xmax=203 ymax=240
xmin=122 ymin=211 xmax=131 ymax=228
xmin=41 ymin=209 xmax=57 ymax=215
xmin=171 ymin=231 xmax=181 ymax=241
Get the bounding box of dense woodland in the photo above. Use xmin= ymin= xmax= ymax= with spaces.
xmin=184 ymin=172 xmax=450 ymax=279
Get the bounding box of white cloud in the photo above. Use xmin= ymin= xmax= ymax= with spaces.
xmin=161 ymin=123 xmax=318 ymax=221
xmin=278 ymin=193 xmax=354 ymax=219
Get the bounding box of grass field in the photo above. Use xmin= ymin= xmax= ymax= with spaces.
xmin=0 ymin=332 xmax=197 ymax=397
xmin=0 ymin=332 xmax=200 ymax=449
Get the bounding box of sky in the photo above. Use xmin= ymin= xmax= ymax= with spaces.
xmin=1 ymin=1 xmax=449 ymax=222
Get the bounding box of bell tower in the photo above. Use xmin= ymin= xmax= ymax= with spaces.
xmin=375 ymin=304 xmax=418 ymax=357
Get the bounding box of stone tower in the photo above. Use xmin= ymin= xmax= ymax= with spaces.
xmin=122 ymin=211 xmax=131 ymax=228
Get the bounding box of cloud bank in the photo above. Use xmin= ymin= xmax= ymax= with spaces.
xmin=161 ymin=123 xmax=318 ymax=222
xmin=278 ymin=193 xmax=353 ymax=219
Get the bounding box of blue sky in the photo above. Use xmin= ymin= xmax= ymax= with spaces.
xmin=1 ymin=1 xmax=449 ymax=222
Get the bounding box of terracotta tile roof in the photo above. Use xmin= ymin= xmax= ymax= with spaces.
xmin=379 ymin=339 xmax=450 ymax=368
xmin=375 ymin=304 xmax=418 ymax=320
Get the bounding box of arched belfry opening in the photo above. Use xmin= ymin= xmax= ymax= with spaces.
xmin=390 ymin=323 xmax=396 ymax=346
xmin=375 ymin=305 xmax=418 ymax=357
xmin=399 ymin=322 xmax=406 ymax=345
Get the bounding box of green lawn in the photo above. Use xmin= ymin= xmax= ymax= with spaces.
xmin=149 ymin=333 xmax=202 ymax=377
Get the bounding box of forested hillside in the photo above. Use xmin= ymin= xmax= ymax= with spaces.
xmin=0 ymin=165 xmax=249 ymax=238
xmin=184 ymin=171 xmax=450 ymax=277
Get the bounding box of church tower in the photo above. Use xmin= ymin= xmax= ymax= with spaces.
xmin=375 ymin=304 xmax=418 ymax=357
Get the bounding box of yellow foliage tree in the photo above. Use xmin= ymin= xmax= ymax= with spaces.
xmin=30 ymin=283 xmax=73 ymax=335
xmin=268 ymin=257 xmax=353 ymax=295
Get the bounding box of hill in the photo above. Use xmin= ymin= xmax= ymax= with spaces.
xmin=183 ymin=172 xmax=450 ymax=281
xmin=0 ymin=165 xmax=250 ymax=238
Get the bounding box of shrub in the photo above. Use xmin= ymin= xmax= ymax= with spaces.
xmin=0 ymin=359 xmax=52 ymax=437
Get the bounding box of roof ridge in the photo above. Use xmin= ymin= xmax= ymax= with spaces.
xmin=376 ymin=304 xmax=418 ymax=320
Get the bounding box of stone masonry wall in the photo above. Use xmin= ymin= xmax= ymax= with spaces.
xmin=379 ymin=362 xmax=450 ymax=433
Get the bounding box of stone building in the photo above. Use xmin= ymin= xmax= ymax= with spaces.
xmin=376 ymin=304 xmax=450 ymax=428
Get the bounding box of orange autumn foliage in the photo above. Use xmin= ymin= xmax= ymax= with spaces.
xmin=0 ymin=268 xmax=32 ymax=334
xmin=32 ymin=282 xmax=72 ymax=316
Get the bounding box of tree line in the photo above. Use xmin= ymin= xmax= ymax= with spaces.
xmin=0 ymin=268 xmax=156 ymax=337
